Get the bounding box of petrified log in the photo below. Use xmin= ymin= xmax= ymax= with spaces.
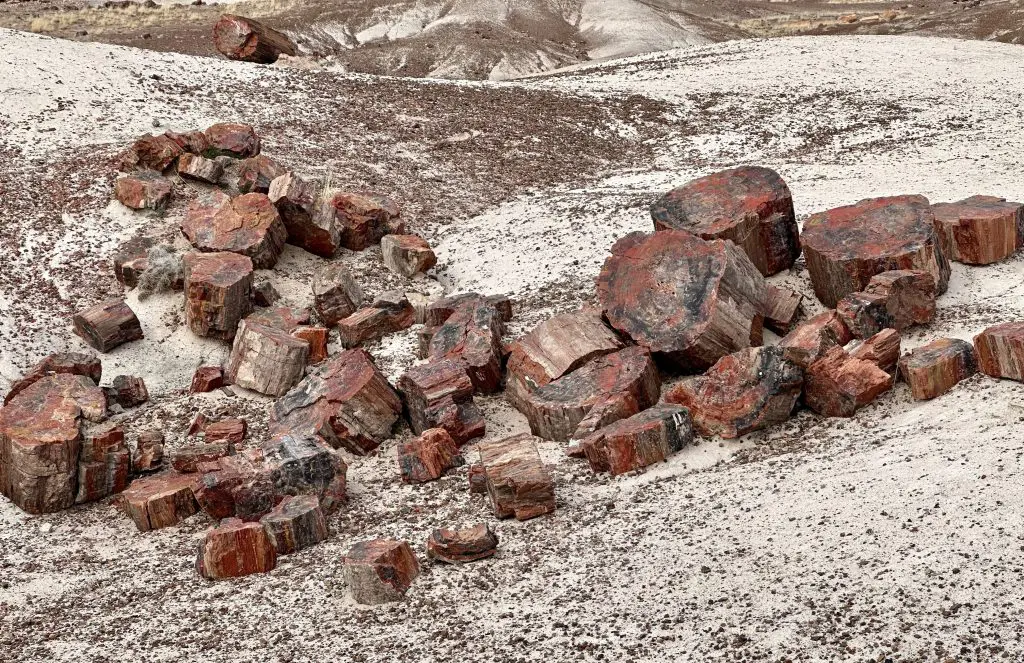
xmin=426 ymin=295 xmax=505 ymax=393
xmin=312 ymin=262 xmax=363 ymax=325
xmin=849 ymin=328 xmax=901 ymax=374
xmin=381 ymin=234 xmax=437 ymax=277
xmin=203 ymin=122 xmax=261 ymax=159
xmin=800 ymin=195 xmax=950 ymax=307
xmin=260 ymin=433 xmax=348 ymax=512
xmin=4 ymin=352 xmax=102 ymax=405
xmin=183 ymin=251 xmax=254 ymax=340
xmin=260 ymin=494 xmax=329 ymax=555
xmin=763 ymin=285 xmax=803 ymax=335
xmin=237 ymin=155 xmax=286 ymax=194
xmin=467 ymin=464 xmax=487 ymax=494
xmin=197 ymin=517 xmax=277 ymax=580
xmin=898 ymin=338 xmax=976 ymax=400
xmin=120 ymin=471 xmax=199 ymax=532
xmin=932 ymin=195 xmax=1024 ymax=265
xmin=252 ymin=279 xmax=281 ymax=307
xmin=973 ymin=322 xmax=1024 ymax=381
xmin=204 ymin=418 xmax=248 ymax=444
xmin=426 ymin=523 xmax=498 ymax=563
xmin=112 ymin=236 xmax=157 ymax=289
xmin=245 ymin=306 xmax=310 ymax=332
xmin=226 ymin=319 xmax=309 ymax=397
xmin=268 ymin=172 xmax=341 ymax=258
xmin=804 ymin=347 xmax=893 ymax=417
xmin=479 ymin=433 xmax=555 ymax=521
xmin=118 ymin=133 xmax=183 ymax=172
xmin=424 ymin=293 xmax=513 ymax=327
xmin=134 ymin=430 xmax=164 ymax=473
xmin=292 ymin=326 xmax=329 ymax=364
xmin=836 ymin=270 xmax=935 ymax=339
xmin=193 ymin=450 xmax=274 ymax=521
xmin=212 ymin=14 xmax=297 ymax=64
xmin=172 ymin=443 xmax=235 ymax=474
xmin=75 ymin=424 xmax=130 ymax=503
xmin=177 ymin=153 xmax=223 ymax=184
xmin=577 ymin=404 xmax=692 ymax=476
xmin=397 ymin=428 xmax=462 ymax=483
xmin=338 ymin=292 xmax=415 ymax=348
xmin=181 ymin=192 xmax=287 ymax=269
xmin=105 ymin=375 xmax=148 ymax=409
xmin=190 ymin=366 xmax=225 ymax=393
xmin=318 ymin=191 xmax=401 ymax=251
xmin=397 ymin=358 xmax=486 ymax=444
xmin=114 ymin=171 xmax=172 ymax=210
xmin=597 ymin=230 xmax=767 ymax=371
xmin=779 ymin=310 xmax=853 ymax=369
xmin=344 ymin=539 xmax=420 ymax=604
xmin=72 ymin=299 xmax=144 ymax=352
xmin=270 ymin=349 xmax=401 ymax=455
xmin=650 ymin=166 xmax=800 ymax=276
xmin=666 ymin=346 xmax=803 ymax=438
xmin=164 ymin=129 xmax=210 ymax=155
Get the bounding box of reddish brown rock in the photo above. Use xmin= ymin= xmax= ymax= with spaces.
xmin=426 ymin=295 xmax=506 ymax=393
xmin=183 ymin=251 xmax=254 ymax=340
xmin=245 ymin=306 xmax=310 ymax=332
xmin=112 ymin=236 xmax=158 ymax=289
xmin=898 ymin=338 xmax=977 ymax=400
xmin=191 ymin=366 xmax=225 ymax=393
xmin=467 ymin=463 xmax=487 ymax=494
xmin=193 ymin=450 xmax=274 ymax=521
xmin=252 ymin=279 xmax=281 ymax=307
xmin=163 ymin=130 xmax=209 ymax=155
xmin=105 ymin=375 xmax=149 ymax=409
xmin=426 ymin=523 xmax=498 ymax=563
xmin=226 ymin=319 xmax=309 ymax=397
xmin=197 ymin=517 xmax=277 ymax=580
xmin=318 ymin=191 xmax=401 ymax=251
xmin=212 ymin=14 xmax=297 ymax=64
xmin=344 ymin=539 xmax=420 ymax=604
xmin=72 ymin=299 xmax=144 ymax=352
xmin=338 ymin=292 xmax=415 ymax=348
xmin=479 ymin=433 xmax=555 ymax=521
xmin=181 ymin=192 xmax=287 ymax=269
xmin=804 ymin=347 xmax=893 ymax=417
xmin=118 ymin=133 xmax=183 ymax=172
xmin=268 ymin=172 xmax=341 ymax=257
xmin=260 ymin=433 xmax=348 ymax=513
xmin=237 ymin=155 xmax=286 ymax=194
xmin=119 ymin=471 xmax=198 ymax=532
xmin=397 ymin=358 xmax=485 ymax=444
xmin=114 ymin=171 xmax=172 ymax=211
xmin=849 ymin=328 xmax=901 ymax=374
xmin=75 ymin=423 xmax=130 ymax=503
xmin=203 ymin=122 xmax=261 ymax=159
xmin=260 ymin=495 xmax=329 ymax=555
xmin=801 ymin=195 xmax=951 ymax=307
xmin=424 ymin=293 xmax=513 ymax=327
xmin=779 ymin=310 xmax=854 ymax=369
xmin=4 ymin=352 xmax=102 ymax=405
xmin=578 ymin=404 xmax=693 ymax=476
xmin=764 ymin=285 xmax=803 ymax=335
xmin=188 ymin=412 xmax=210 ymax=437
xmin=381 ymin=234 xmax=437 ymax=277
xmin=973 ymin=322 xmax=1024 ymax=381
xmin=292 ymin=326 xmax=329 ymax=364
xmin=650 ymin=166 xmax=800 ymax=276
xmin=172 ymin=443 xmax=235 ymax=474
xmin=270 ymin=349 xmax=402 ymax=455
xmin=597 ymin=230 xmax=767 ymax=371
xmin=177 ymin=153 xmax=223 ymax=184
xmin=836 ymin=270 xmax=936 ymax=339
xmin=397 ymin=428 xmax=462 ymax=484
xmin=134 ymin=430 xmax=164 ymax=473
xmin=312 ymin=262 xmax=364 ymax=325
xmin=204 ymin=418 xmax=248 ymax=445
xmin=932 ymin=195 xmax=1024 ymax=265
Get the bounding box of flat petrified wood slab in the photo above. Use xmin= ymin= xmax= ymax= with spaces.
xmin=973 ymin=322 xmax=1024 ymax=381
xmin=478 ymin=433 xmax=555 ymax=521
xmin=4 ymin=351 xmax=101 ymax=405
xmin=898 ymin=337 xmax=977 ymax=400
xmin=577 ymin=404 xmax=693 ymax=476
xmin=932 ymin=195 xmax=1024 ymax=265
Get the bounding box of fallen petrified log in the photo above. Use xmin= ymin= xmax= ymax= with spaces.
xmin=312 ymin=262 xmax=363 ymax=325
xmin=260 ymin=494 xmax=329 ymax=555
xmin=779 ymin=310 xmax=853 ymax=369
xmin=120 ymin=471 xmax=199 ymax=532
xmin=763 ymin=285 xmax=803 ymax=335
xmin=171 ymin=442 xmax=235 ymax=473
xmin=800 ymin=195 xmax=950 ymax=307
xmin=105 ymin=375 xmax=149 ymax=409
xmin=226 ymin=319 xmax=309 ymax=397
xmin=479 ymin=434 xmax=555 ymax=520
xmin=4 ymin=352 xmax=102 ymax=405
xmin=576 ymin=404 xmax=692 ymax=476
xmin=292 ymin=326 xmax=329 ymax=363
xmin=269 ymin=172 xmax=340 ymax=257
xmin=804 ymin=346 xmax=893 ymax=417
xmin=337 ymin=291 xmax=415 ymax=348
xmin=344 ymin=539 xmax=420 ymax=604
xmin=177 ymin=153 xmax=223 ymax=185
xmin=213 ymin=14 xmax=297 ymax=64
xmin=426 ymin=523 xmax=498 ymax=563
xmin=381 ymin=234 xmax=437 ymax=277
xmin=931 ymin=195 xmax=1024 ymax=265
xmin=835 ymin=270 xmax=936 ymax=339
xmin=75 ymin=424 xmax=130 ymax=504
xmin=197 ymin=517 xmax=278 ymax=580
xmin=849 ymin=328 xmax=901 ymax=375
xmin=898 ymin=338 xmax=977 ymax=400
xmin=183 ymin=251 xmax=254 ymax=340
xmin=73 ymin=299 xmax=144 ymax=352
xmin=203 ymin=122 xmax=261 ymax=159
xmin=114 ymin=171 xmax=172 ymax=211
xmin=973 ymin=322 xmax=1024 ymax=381
xmin=397 ymin=428 xmax=462 ymax=484
xmin=650 ymin=166 xmax=800 ymax=276
xmin=190 ymin=366 xmax=225 ymax=393
xmin=181 ymin=192 xmax=287 ymax=269
xmin=397 ymin=358 xmax=485 ymax=444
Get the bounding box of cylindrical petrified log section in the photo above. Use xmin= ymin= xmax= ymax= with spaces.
xmin=213 ymin=14 xmax=297 ymax=64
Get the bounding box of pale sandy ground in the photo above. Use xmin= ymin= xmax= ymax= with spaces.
xmin=2 ymin=29 xmax=1024 ymax=662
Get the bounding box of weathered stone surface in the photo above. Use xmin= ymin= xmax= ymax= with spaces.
xmin=319 ymin=191 xmax=401 ymax=251
xmin=245 ymin=306 xmax=310 ymax=332
xmin=397 ymin=428 xmax=462 ymax=483
xmin=204 ymin=418 xmax=248 ymax=445
xmin=849 ymin=328 xmax=901 ymax=374
xmin=479 ymin=433 xmax=555 ymax=521
xmin=312 ymin=262 xmax=364 ymax=325
xmin=197 ymin=517 xmax=277 ymax=580
xmin=4 ymin=352 xmax=102 ymax=405
xmin=252 ymin=279 xmax=281 ymax=307
xmin=72 ymin=299 xmax=144 ymax=352
xmin=467 ymin=463 xmax=487 ymax=494
xmin=203 ymin=122 xmax=261 ymax=159
xmin=651 ymin=166 xmax=800 ymax=276
xmin=112 ymin=236 xmax=158 ymax=289
xmin=974 ymin=322 xmax=1024 ymax=381
xmin=291 ymin=326 xmax=329 ymax=364
xmin=260 ymin=494 xmax=328 ymax=555
xmin=120 ymin=471 xmax=198 ymax=532
xmin=269 ymin=172 xmax=341 ymax=257
xmin=804 ymin=347 xmax=894 ymax=417
xmin=105 ymin=375 xmax=149 ymax=409
xmin=932 ymin=195 xmax=1024 ymax=265
xmin=227 ymin=319 xmax=309 ymax=397
xmin=193 ymin=450 xmax=274 ymax=521
xmin=114 ymin=171 xmax=172 ymax=211
xmin=134 ymin=430 xmax=164 ymax=473
xmin=764 ymin=285 xmax=803 ymax=335
xmin=424 ymin=293 xmax=513 ymax=327
xmin=397 ymin=358 xmax=485 ymax=444
xmin=183 ymin=251 xmax=254 ymax=340
xmin=801 ymin=195 xmax=951 ymax=307
xmin=260 ymin=433 xmax=348 ymax=513
xmin=578 ymin=404 xmax=693 ymax=476
xmin=181 ymin=192 xmax=287 ymax=269
xmin=426 ymin=295 xmax=506 ymax=393
xmin=836 ymin=270 xmax=936 ymax=339
xmin=118 ymin=133 xmax=183 ymax=172
xmin=898 ymin=338 xmax=977 ymax=400
xmin=172 ymin=443 xmax=234 ymax=474
xmin=238 ymin=155 xmax=286 ymax=194
xmin=666 ymin=346 xmax=803 ymax=439
xmin=597 ymin=230 xmax=767 ymax=371
xmin=163 ymin=130 xmax=210 ymax=155
xmin=190 ymin=366 xmax=225 ymax=393
xmin=426 ymin=523 xmax=498 ymax=563
xmin=75 ymin=423 xmax=130 ymax=503
xmin=212 ymin=14 xmax=297 ymax=64
xmin=344 ymin=539 xmax=420 ymax=604
xmin=779 ymin=310 xmax=854 ymax=369
xmin=177 ymin=153 xmax=224 ymax=184
xmin=271 ymin=349 xmax=402 ymax=455
xmin=338 ymin=292 xmax=415 ymax=349
xmin=381 ymin=234 xmax=437 ymax=277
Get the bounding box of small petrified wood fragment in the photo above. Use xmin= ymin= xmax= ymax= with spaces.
xmin=292 ymin=326 xmax=329 ymax=364
xmin=836 ymin=270 xmax=935 ymax=339
xmin=479 ymin=433 xmax=555 ymax=521
xmin=75 ymin=424 xmax=130 ymax=504
xmin=203 ymin=122 xmax=261 ymax=159
xmin=312 ymin=262 xmax=364 ymax=325
xmin=120 ymin=471 xmax=199 ymax=532
xmin=183 ymin=251 xmax=253 ymax=340
xmin=238 ymin=155 xmax=286 ymax=194
xmin=171 ymin=442 xmax=235 ymax=474
xmin=226 ymin=319 xmax=309 ymax=397
xmin=105 ymin=375 xmax=149 ymax=409
xmin=763 ymin=285 xmax=803 ymax=335
xmin=779 ymin=310 xmax=853 ymax=369
xmin=319 ymin=191 xmax=401 ymax=250
xmin=397 ymin=428 xmax=462 ymax=483
xmin=898 ymin=338 xmax=977 ymax=400
xmin=427 ymin=295 xmax=505 ymax=393
xmin=114 ymin=171 xmax=172 ymax=210
xmin=381 ymin=234 xmax=437 ymax=277
xmin=426 ymin=523 xmax=498 ymax=563
xmin=197 ymin=517 xmax=277 ymax=580
xmin=397 ymin=358 xmax=485 ymax=444
xmin=260 ymin=494 xmax=329 ymax=555
xmin=338 ymin=291 xmax=415 ymax=349
xmin=804 ymin=347 xmax=893 ymax=417
xmin=118 ymin=133 xmax=183 ymax=172
xmin=72 ymin=299 xmax=144 ymax=352
xmin=181 ymin=192 xmax=287 ymax=269
xmin=467 ymin=464 xmax=487 ymax=494
xmin=578 ymin=404 xmax=693 ymax=476
xmin=204 ymin=418 xmax=247 ymax=444
xmin=344 ymin=539 xmax=420 ymax=604
xmin=849 ymin=328 xmax=901 ymax=374
xmin=190 ymin=366 xmax=225 ymax=393
xmin=269 ymin=172 xmax=341 ymax=257
xmin=134 ymin=430 xmax=164 ymax=473
xmin=4 ymin=352 xmax=101 ymax=405
xmin=213 ymin=14 xmax=297 ymax=64
xmin=112 ymin=236 xmax=158 ymax=289
xmin=932 ymin=195 xmax=1024 ymax=265
xmin=177 ymin=153 xmax=223 ymax=184
xmin=974 ymin=322 xmax=1024 ymax=381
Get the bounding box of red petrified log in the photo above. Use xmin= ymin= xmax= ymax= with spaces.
xmin=112 ymin=236 xmax=158 ymax=289
xmin=426 ymin=295 xmax=506 ymax=393
xmin=72 ymin=299 xmax=144 ymax=352
xmin=204 ymin=418 xmax=248 ymax=445
xmin=426 ymin=523 xmax=499 ymax=563
xmin=898 ymin=338 xmax=977 ymax=400
xmin=268 ymin=172 xmax=341 ymax=258
xmin=578 ymin=404 xmax=692 ymax=476
xmin=4 ymin=352 xmax=102 ymax=405
xmin=105 ymin=375 xmax=149 ymax=409
xmin=181 ymin=192 xmax=287 ymax=269
xmin=183 ymin=251 xmax=254 ymax=340
xmin=836 ymin=270 xmax=935 ymax=339
xmin=318 ymin=191 xmax=401 ymax=251
xmin=203 ymin=122 xmax=261 ymax=159
xmin=292 ymin=326 xmax=329 ymax=364
xmin=343 ymin=539 xmax=420 ymax=604
xmin=381 ymin=234 xmax=437 ymax=277
xmin=397 ymin=428 xmax=462 ymax=483
xmin=177 ymin=153 xmax=223 ymax=185
xmin=118 ymin=133 xmax=183 ymax=172
xmin=932 ymin=195 xmax=1024 ymax=265
xmin=337 ymin=292 xmax=415 ymax=349
xmin=114 ymin=171 xmax=172 ymax=211
xmin=237 ymin=155 xmax=286 ymax=195
xmin=424 ymin=293 xmax=513 ymax=327
xmin=226 ymin=319 xmax=309 ymax=397
xmin=260 ymin=494 xmax=329 ymax=555
xmin=312 ymin=262 xmax=364 ymax=326
xmin=763 ymin=285 xmax=803 ymax=335
xmin=192 ymin=451 xmax=273 ymax=521
xmin=212 ymin=14 xmax=297 ymax=64
xmin=479 ymin=433 xmax=555 ymax=521
xmin=119 ymin=471 xmax=199 ymax=532
xmin=849 ymin=328 xmax=901 ymax=374
xmin=171 ymin=443 xmax=235 ymax=474
xmin=75 ymin=423 xmax=130 ymax=503
xmin=191 ymin=366 xmax=226 ymax=393
xmin=163 ymin=130 xmax=210 ymax=155
xmin=779 ymin=310 xmax=853 ymax=369
xmin=973 ymin=322 xmax=1024 ymax=381
xmin=134 ymin=430 xmax=164 ymax=473
xmin=197 ymin=517 xmax=278 ymax=580
xmin=397 ymin=358 xmax=485 ymax=444
xmin=804 ymin=347 xmax=893 ymax=417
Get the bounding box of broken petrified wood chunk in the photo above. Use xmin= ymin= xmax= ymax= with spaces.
xmin=134 ymin=430 xmax=164 ymax=473
xmin=260 ymin=433 xmax=348 ymax=512
xmin=193 ymin=451 xmax=274 ymax=521
xmin=176 ymin=153 xmax=224 ymax=184
xmin=836 ymin=270 xmax=936 ymax=339
xmin=118 ymin=133 xmax=183 ymax=172
xmin=666 ymin=346 xmax=803 ymax=439
xmin=426 ymin=295 xmax=505 ymax=393
xmin=212 ymin=14 xmax=297 ymax=64
xmin=650 ymin=166 xmax=800 ymax=276
xmin=245 ymin=306 xmax=310 ymax=332
xmin=800 ymin=195 xmax=951 ymax=307
xmin=426 ymin=523 xmax=498 ymax=563
xmin=260 ymin=494 xmax=329 ymax=555
xmin=804 ymin=347 xmax=893 ymax=417
xmin=191 ymin=365 xmax=225 ymax=393
xmin=292 ymin=326 xmax=329 ymax=364
xmin=226 ymin=319 xmax=309 ymax=397
xmin=75 ymin=423 xmax=130 ymax=504
xmin=183 ymin=251 xmax=254 ymax=340
xmin=312 ymin=262 xmax=364 ymax=325
xmin=171 ymin=443 xmax=235 ymax=474
xmin=112 ymin=236 xmax=157 ymax=289
xmin=898 ymin=338 xmax=977 ymax=400
xmin=120 ymin=471 xmax=199 ymax=532
xmin=381 ymin=234 xmax=437 ymax=277
xmin=479 ymin=433 xmax=555 ymax=521
xmin=337 ymin=291 xmax=415 ymax=348
xmin=344 ymin=539 xmax=420 ymax=604
xmin=763 ymin=285 xmax=803 ymax=335
xmin=578 ymin=404 xmax=693 ymax=476
xmin=114 ymin=170 xmax=172 ymax=210
xmin=932 ymin=195 xmax=1024 ymax=265
xmin=252 ymin=279 xmax=281 ymax=307
xmin=181 ymin=192 xmax=287 ymax=269
xmin=319 ymin=190 xmax=401 ymax=251
xmin=163 ymin=129 xmax=209 ymax=155
xmin=202 ymin=122 xmax=261 ymax=159
xmin=597 ymin=230 xmax=767 ymax=371
xmin=237 ymin=155 xmax=286 ymax=194
xmin=204 ymin=418 xmax=247 ymax=444
xmin=4 ymin=351 xmax=102 ymax=405
xmin=779 ymin=310 xmax=853 ymax=369
xmin=105 ymin=375 xmax=149 ymax=409
xmin=197 ymin=517 xmax=277 ymax=580
xmin=269 ymin=172 xmax=341 ymax=257
xmin=467 ymin=463 xmax=487 ymax=494
xmin=72 ymin=299 xmax=144 ymax=352
xmin=849 ymin=328 xmax=901 ymax=374
xmin=397 ymin=358 xmax=485 ymax=444
xmin=397 ymin=428 xmax=462 ymax=484
xmin=424 ymin=292 xmax=512 ymax=327
xmin=973 ymin=322 xmax=1024 ymax=381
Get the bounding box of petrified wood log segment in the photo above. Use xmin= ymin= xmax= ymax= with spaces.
xmin=270 ymin=349 xmax=401 ymax=455
xmin=134 ymin=430 xmax=164 ymax=473
xmin=260 ymin=494 xmax=329 ymax=555
xmin=118 ymin=133 xmax=183 ymax=172
xmin=516 ymin=346 xmax=660 ymax=442
xmin=973 ymin=322 xmax=1024 ymax=381
xmin=203 ymin=122 xmax=261 ymax=159
xmin=312 ymin=262 xmax=364 ymax=326
xmin=666 ymin=346 xmax=803 ymax=439
xmin=163 ymin=129 xmax=210 ymax=155
xmin=424 ymin=293 xmax=513 ymax=327
xmin=426 ymin=523 xmax=499 ymax=563
xmin=245 ymin=306 xmax=310 ymax=332
xmin=226 ymin=319 xmax=309 ymax=397
xmin=397 ymin=428 xmax=462 ymax=484
xmin=213 ymin=14 xmax=297 ymax=64
xmin=763 ymin=285 xmax=803 ymax=336
xmin=597 ymin=230 xmax=767 ymax=371
xmin=191 ymin=366 xmax=225 ymax=393
xmin=932 ymin=195 xmax=1024 ymax=265
xmin=75 ymin=423 xmax=130 ymax=504
xmin=898 ymin=338 xmax=977 ymax=400
xmin=479 ymin=433 xmax=555 ymax=521
xmin=105 ymin=375 xmax=149 ymax=409
xmin=193 ymin=451 xmax=274 ymax=521
xmin=4 ymin=352 xmax=102 ymax=405
xmin=204 ymin=418 xmax=248 ymax=444
xmin=578 ymin=404 xmax=692 ymax=476
xmin=183 ymin=251 xmax=254 ymax=340
xmin=120 ymin=471 xmax=199 ymax=532
xmin=319 ymin=191 xmax=402 ymax=251
xmin=292 ymin=326 xmax=329 ymax=364
xmin=344 ymin=539 xmax=420 ymax=604
xmin=259 ymin=433 xmax=348 ymax=512
xmin=801 ymin=195 xmax=951 ymax=307
xmin=114 ymin=171 xmax=172 ymax=211
xmin=112 ymin=236 xmax=157 ymax=289
xmin=177 ymin=153 xmax=223 ymax=184
xmin=427 ymin=295 xmax=505 ymax=393
xmin=72 ymin=299 xmax=144 ymax=352
xmin=467 ymin=464 xmax=487 ymax=494
xmin=381 ymin=234 xmax=437 ymax=277
xmin=804 ymin=347 xmax=893 ymax=417
xmin=397 ymin=358 xmax=485 ymax=444
xmin=338 ymin=292 xmax=415 ymax=349
xmin=836 ymin=270 xmax=936 ymax=339
xmin=849 ymin=328 xmax=901 ymax=374
xmin=238 ymin=155 xmax=286 ymax=194
xmin=197 ymin=518 xmax=278 ymax=580
xmin=268 ymin=172 xmax=341 ymax=258
xmin=650 ymin=166 xmax=800 ymax=276
xmin=181 ymin=192 xmax=287 ymax=269
xmin=779 ymin=310 xmax=853 ymax=369
xmin=171 ymin=443 xmax=234 ymax=474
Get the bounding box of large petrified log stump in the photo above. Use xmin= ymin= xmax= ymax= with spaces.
xmin=932 ymin=195 xmax=1024 ymax=265
xmin=270 ymin=349 xmax=402 ymax=455
xmin=260 ymin=495 xmax=329 ymax=555
xmin=973 ymin=322 xmax=1024 ymax=381
xmin=849 ymin=328 xmax=901 ymax=375
xmin=381 ymin=234 xmax=437 ymax=277
xmin=203 ymin=122 xmax=261 ymax=159
xmin=779 ymin=310 xmax=853 ymax=369
xmin=397 ymin=428 xmax=463 ymax=484
xmin=75 ymin=423 xmax=130 ymax=504
xmin=763 ymin=285 xmax=803 ymax=335
xmin=898 ymin=338 xmax=977 ymax=400
xmin=181 ymin=192 xmax=287 ymax=269
xmin=597 ymin=230 xmax=767 ymax=371
xmin=666 ymin=346 xmax=803 ymax=438
xmin=226 ymin=319 xmax=309 ymax=397
xmin=801 ymin=195 xmax=951 ymax=307
xmin=516 ymin=346 xmax=660 ymax=442
xmin=397 ymin=358 xmax=485 ymax=444
xmin=577 ymin=404 xmax=692 ymax=476
xmin=804 ymin=347 xmax=893 ymax=417
xmin=72 ymin=299 xmax=144 ymax=352
xmin=426 ymin=524 xmax=498 ymax=564
xmin=120 ymin=471 xmax=199 ymax=532
xmin=183 ymin=251 xmax=254 ymax=340
xmin=197 ymin=517 xmax=278 ymax=580
xmin=238 ymin=155 xmax=286 ymax=194
xmin=650 ymin=166 xmax=800 ymax=276
xmin=177 ymin=153 xmax=223 ymax=185
xmin=338 ymin=292 xmax=415 ymax=349
xmin=213 ymin=14 xmax=297 ymax=64
xmin=312 ymin=262 xmax=363 ymax=326
xmin=117 ymin=133 xmax=183 ymax=172
xmin=4 ymin=352 xmax=102 ymax=405
xmin=318 ymin=191 xmax=402 ymax=250
xmin=836 ymin=270 xmax=936 ymax=339
xmin=344 ymin=539 xmax=420 ymax=604
xmin=479 ymin=433 xmax=555 ymax=521
xmin=114 ymin=171 xmax=172 ymax=211
xmin=426 ymin=295 xmax=506 ymax=393
xmin=268 ymin=172 xmax=341 ymax=257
